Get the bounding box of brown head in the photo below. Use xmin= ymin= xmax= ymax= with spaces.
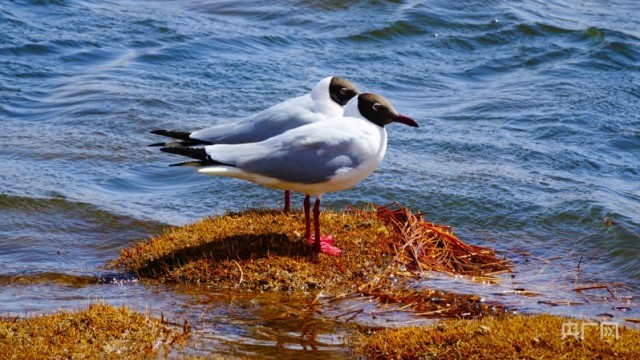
xmin=356 ymin=93 xmax=418 ymax=128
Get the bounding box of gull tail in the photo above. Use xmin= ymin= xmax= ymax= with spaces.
xmin=160 ymin=147 xmax=231 ymax=167
xmin=149 ymin=130 xmax=212 ymax=147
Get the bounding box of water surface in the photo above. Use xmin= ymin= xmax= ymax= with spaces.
xmin=1 ymin=0 xmax=639 ymax=356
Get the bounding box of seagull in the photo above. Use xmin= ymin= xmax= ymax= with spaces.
xmin=149 ymin=76 xmax=361 ymax=213
xmin=157 ymin=93 xmax=418 ymax=256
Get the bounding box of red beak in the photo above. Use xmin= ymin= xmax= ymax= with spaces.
xmin=394 ymin=114 xmax=419 ymax=127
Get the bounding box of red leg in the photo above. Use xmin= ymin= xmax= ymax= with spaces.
xmin=307 ymin=195 xmax=333 ymax=246
xmin=313 ymin=197 xmax=322 ymax=252
xmin=283 ymin=190 xmax=291 ymax=213
xmin=304 ymin=194 xmax=311 ymax=239
xmin=312 ymin=197 xmax=342 ymax=256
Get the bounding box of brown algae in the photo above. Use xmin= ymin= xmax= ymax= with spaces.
xmin=0 ymin=303 xmax=189 ymax=359
xmin=352 ymin=314 xmax=640 ymax=359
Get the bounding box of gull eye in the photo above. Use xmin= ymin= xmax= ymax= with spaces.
xmin=340 ymin=87 xmax=348 ymax=95
xmin=372 ymin=103 xmax=381 ymax=111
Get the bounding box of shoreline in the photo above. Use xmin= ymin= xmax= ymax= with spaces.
xmin=3 ymin=206 xmax=637 ymax=358
xmin=3 ymin=303 xmax=639 ymax=358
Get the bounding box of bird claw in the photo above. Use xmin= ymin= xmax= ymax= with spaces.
xmin=307 ymin=234 xmax=341 ymax=256
xmin=308 ymin=234 xmax=334 ymax=245
xmin=319 ymin=242 xmax=343 ymax=256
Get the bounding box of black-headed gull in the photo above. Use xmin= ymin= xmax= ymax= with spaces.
xmin=150 ymin=76 xmax=361 ymax=212
xmin=157 ymin=93 xmax=418 ymax=256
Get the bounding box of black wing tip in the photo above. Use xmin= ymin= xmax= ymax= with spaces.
xmin=160 ymin=147 xmax=233 ymax=168
xmin=150 ymin=129 xmax=193 ymax=141
xmin=149 ymin=140 xmax=213 ymax=147
xmin=149 ymin=129 xmax=213 ymax=147
xmin=169 ymin=161 xmax=203 ymax=167
xmin=159 ymin=146 xmax=207 ymax=159
xmin=150 ymin=129 xmax=171 ymax=136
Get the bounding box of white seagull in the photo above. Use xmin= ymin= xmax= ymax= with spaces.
xmin=158 ymin=93 xmax=418 ymax=256
xmin=150 ymin=76 xmax=361 ymax=213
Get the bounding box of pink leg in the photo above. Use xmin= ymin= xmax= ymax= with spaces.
xmin=312 ymin=197 xmax=322 ymax=252
xmin=305 ymin=194 xmax=333 ymax=246
xmin=312 ymin=197 xmax=342 ymax=256
xmin=283 ymin=190 xmax=291 ymax=213
xmin=304 ymin=194 xmax=311 ymax=239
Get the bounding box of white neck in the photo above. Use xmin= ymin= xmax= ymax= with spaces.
xmin=310 ymin=76 xmax=343 ymax=117
xmin=343 ymin=96 xmax=365 ymax=120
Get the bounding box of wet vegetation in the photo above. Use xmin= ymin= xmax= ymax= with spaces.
xmin=352 ymin=314 xmax=640 ymax=359
xmin=112 ymin=203 xmax=509 ymax=295
xmin=4 ymin=204 xmax=638 ymax=358
xmin=0 ymin=303 xmax=189 ymax=359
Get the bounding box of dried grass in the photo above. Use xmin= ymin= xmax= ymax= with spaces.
xmin=356 ymin=202 xmax=510 ymax=276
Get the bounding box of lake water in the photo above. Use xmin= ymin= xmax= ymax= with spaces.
xmin=1 ymin=0 xmax=639 ymax=357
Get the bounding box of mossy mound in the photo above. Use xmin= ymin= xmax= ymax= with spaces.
xmin=114 ymin=208 xmax=396 ymax=292
xmin=113 ymin=204 xmax=509 ymax=293
xmin=0 ymin=303 xmax=188 ymax=359
xmin=352 ymin=314 xmax=640 ymax=359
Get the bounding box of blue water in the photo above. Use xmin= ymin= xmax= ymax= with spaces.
xmin=1 ymin=0 xmax=639 ymax=356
